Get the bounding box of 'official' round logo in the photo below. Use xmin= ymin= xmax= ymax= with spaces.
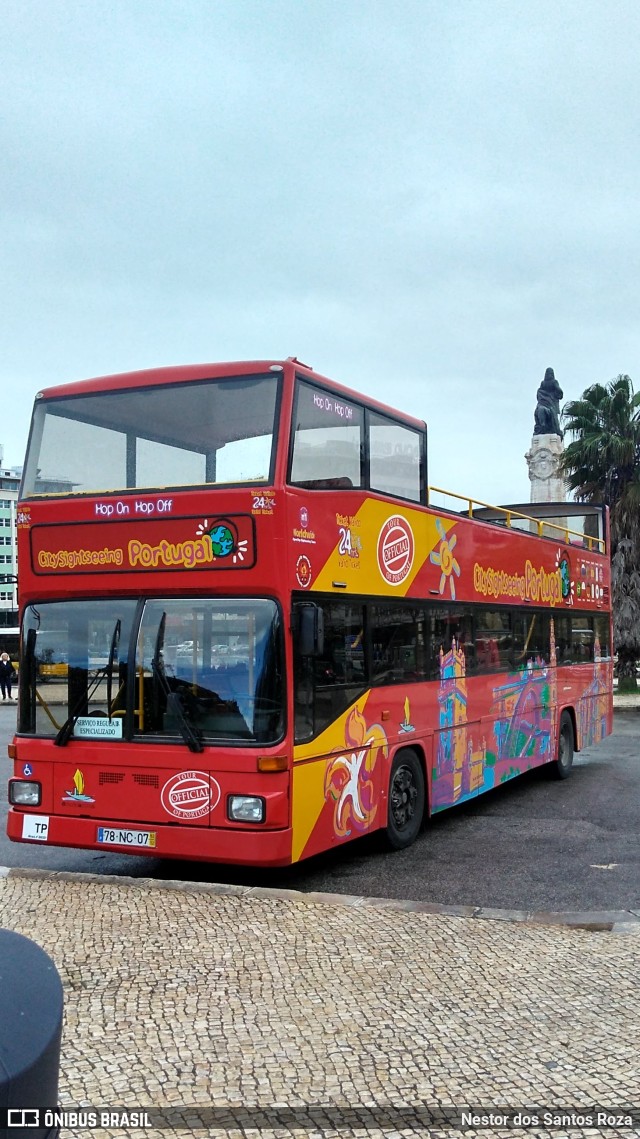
xmin=377 ymin=515 xmax=414 ymax=586
xmin=161 ymin=770 xmax=220 ymax=820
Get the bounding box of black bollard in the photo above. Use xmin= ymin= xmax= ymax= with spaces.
xmin=0 ymin=929 xmax=63 ymax=1139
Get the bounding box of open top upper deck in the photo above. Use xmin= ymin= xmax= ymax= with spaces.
xmin=21 ymin=355 xmax=607 ymax=551
xmin=427 ymin=488 xmax=607 ymax=555
xmin=17 ymin=358 xmax=609 ymax=617
xmin=20 ymin=357 xmax=426 ymax=501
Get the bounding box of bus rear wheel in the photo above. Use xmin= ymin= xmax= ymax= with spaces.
xmin=384 ymin=750 xmax=425 ymax=850
xmin=552 ymin=711 xmax=574 ymax=780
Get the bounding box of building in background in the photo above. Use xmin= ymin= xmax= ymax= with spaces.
xmin=0 ymin=444 xmax=21 ymax=632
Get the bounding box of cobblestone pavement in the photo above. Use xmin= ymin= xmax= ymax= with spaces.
xmin=0 ymin=869 xmax=638 ymax=1139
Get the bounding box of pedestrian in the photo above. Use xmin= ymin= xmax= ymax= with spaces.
xmin=0 ymin=652 xmax=15 ymax=700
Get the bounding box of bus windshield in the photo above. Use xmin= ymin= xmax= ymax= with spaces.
xmin=21 ymin=373 xmax=280 ymax=496
xmin=18 ymin=598 xmax=285 ymax=745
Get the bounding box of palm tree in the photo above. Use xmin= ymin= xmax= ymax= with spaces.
xmin=561 ymin=375 xmax=640 ymax=691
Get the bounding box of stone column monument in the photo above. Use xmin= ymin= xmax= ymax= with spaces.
xmin=525 ymin=367 xmax=567 ymax=503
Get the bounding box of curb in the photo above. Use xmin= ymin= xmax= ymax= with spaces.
xmin=2 ymin=866 xmax=639 ymax=935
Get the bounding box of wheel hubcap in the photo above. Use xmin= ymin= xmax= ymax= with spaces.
xmin=390 ymin=765 xmax=418 ymax=830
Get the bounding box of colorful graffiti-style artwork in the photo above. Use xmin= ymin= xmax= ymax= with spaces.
xmin=399 ymin=696 xmax=415 ymax=734
xmin=62 ymin=768 xmax=95 ymax=804
xmin=432 ymin=619 xmax=612 ymax=811
xmin=433 ymin=636 xmax=556 ymax=811
xmin=432 ymin=638 xmax=487 ymax=809
xmin=324 ymin=705 xmax=388 ymax=838
xmin=429 ymin=519 xmax=460 ymax=599
xmin=490 ymin=664 xmax=554 ymax=782
xmin=577 ymin=634 xmax=610 ymax=747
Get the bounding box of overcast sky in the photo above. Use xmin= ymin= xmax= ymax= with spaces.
xmin=2 ymin=0 xmax=639 ymax=504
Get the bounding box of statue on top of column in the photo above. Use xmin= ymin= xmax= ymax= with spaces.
xmin=533 ymin=367 xmax=563 ymax=438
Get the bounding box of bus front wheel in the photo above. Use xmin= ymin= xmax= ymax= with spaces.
xmin=384 ymin=750 xmax=425 ymax=850
xmin=552 ymin=711 xmax=574 ymax=780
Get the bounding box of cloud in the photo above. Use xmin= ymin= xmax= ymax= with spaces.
xmin=1 ymin=0 xmax=640 ymax=501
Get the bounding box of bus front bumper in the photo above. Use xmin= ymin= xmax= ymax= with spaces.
xmin=7 ymin=808 xmax=294 ymax=867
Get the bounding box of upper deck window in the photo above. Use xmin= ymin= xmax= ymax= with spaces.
xmin=289 ymin=379 xmax=425 ymax=503
xmin=368 ymin=410 xmax=423 ymax=503
xmin=290 ymin=381 xmax=364 ymax=490
xmin=21 ymin=373 xmax=280 ymax=497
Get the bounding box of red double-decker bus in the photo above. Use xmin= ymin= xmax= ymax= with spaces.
xmin=7 ymin=358 xmax=613 ymax=865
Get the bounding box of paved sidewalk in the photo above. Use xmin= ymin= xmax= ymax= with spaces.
xmin=0 ymin=696 xmax=638 ymax=1136
xmin=0 ymin=868 xmax=638 ymax=1139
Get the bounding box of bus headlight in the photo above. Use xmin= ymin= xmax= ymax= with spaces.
xmin=228 ymin=795 xmax=265 ymax=823
xmin=9 ymin=780 xmax=42 ymax=807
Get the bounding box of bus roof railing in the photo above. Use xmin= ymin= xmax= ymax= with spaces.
xmin=427 ymin=486 xmax=606 ymax=554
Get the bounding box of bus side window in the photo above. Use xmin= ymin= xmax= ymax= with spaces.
xmin=454 ymin=614 xmax=477 ymax=675
xmin=475 ymin=610 xmax=511 ymax=673
xmin=289 ymin=380 xmax=364 ymax=490
xmin=368 ymin=412 xmax=424 ymax=504
xmin=427 ymin=606 xmax=475 ymax=678
xmin=554 ymin=615 xmax=572 ymax=664
xmin=370 ymin=606 xmax=426 ymax=685
xmin=571 ymin=616 xmax=594 ymax=662
xmin=294 ymin=601 xmax=367 ymax=743
xmin=512 ymin=612 xmax=549 ymax=666
xmin=594 ymin=614 xmax=611 ymax=657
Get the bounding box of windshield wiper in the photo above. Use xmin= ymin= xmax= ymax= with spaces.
xmin=54 ymin=620 xmax=121 ymax=747
xmin=151 ymin=613 xmax=203 ymax=754
xmin=163 ymin=689 xmax=205 ymax=753
xmin=106 ymin=619 xmax=121 ymax=716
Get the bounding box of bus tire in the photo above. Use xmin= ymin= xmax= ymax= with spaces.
xmin=552 ymin=711 xmax=574 ymax=780
xmin=384 ymin=750 xmax=425 ymax=850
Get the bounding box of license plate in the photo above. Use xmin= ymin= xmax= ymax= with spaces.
xmin=22 ymin=815 xmax=50 ymax=842
xmin=97 ymin=827 xmax=156 ymax=848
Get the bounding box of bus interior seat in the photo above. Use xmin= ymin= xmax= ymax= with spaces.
xmin=293 ymin=477 xmax=354 ymax=490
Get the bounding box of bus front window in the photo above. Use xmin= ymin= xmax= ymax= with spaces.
xmin=18 ymin=597 xmax=285 ymax=745
xmin=18 ymin=601 xmax=137 ymax=737
xmin=135 ymin=599 xmax=284 ymax=745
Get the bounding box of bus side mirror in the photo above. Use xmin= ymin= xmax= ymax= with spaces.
xmin=296 ymin=604 xmax=324 ymax=657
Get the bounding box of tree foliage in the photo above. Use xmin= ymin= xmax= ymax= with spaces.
xmin=561 ymin=375 xmax=640 ymax=687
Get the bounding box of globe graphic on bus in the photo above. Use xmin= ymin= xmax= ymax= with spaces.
xmin=208 ymin=523 xmax=235 ymax=558
xmin=559 ymin=555 xmax=571 ymax=598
